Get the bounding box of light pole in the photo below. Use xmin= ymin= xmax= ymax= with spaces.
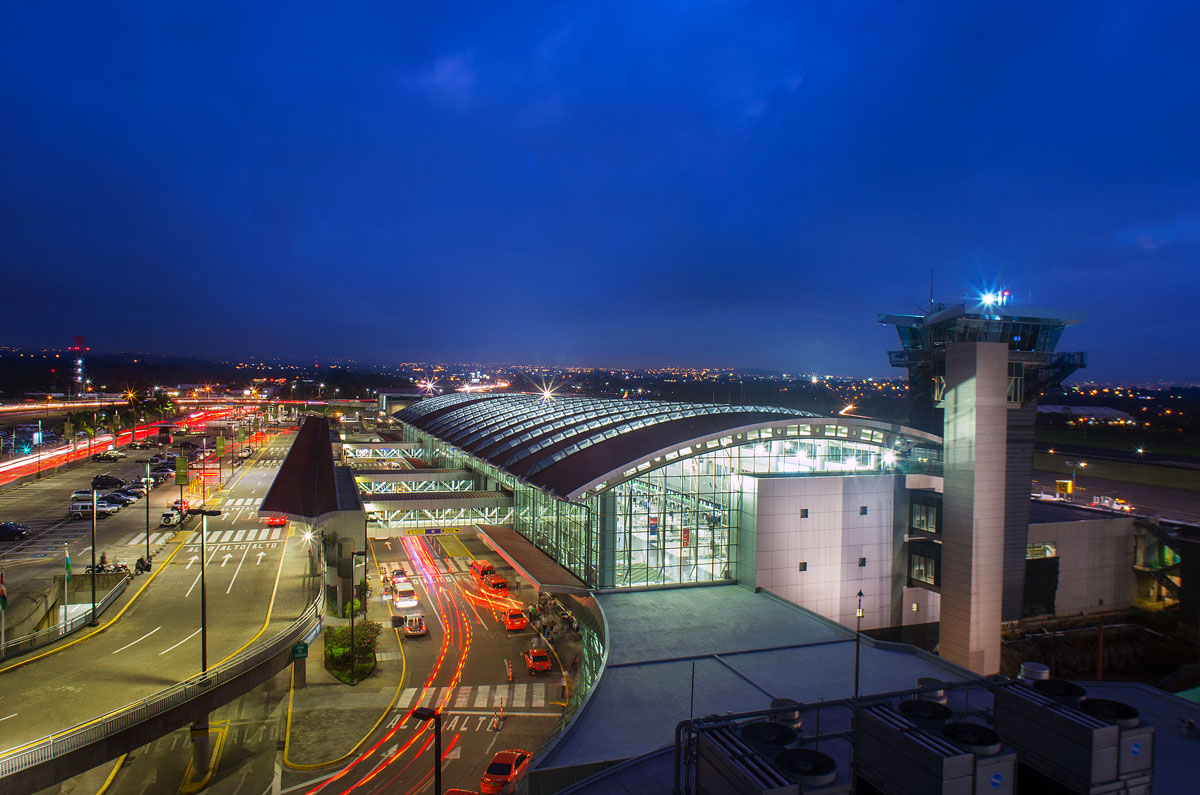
xmin=189 ymin=508 xmax=221 ymax=678
xmin=90 ymin=490 xmax=99 ymax=625
xmin=144 ymin=461 xmax=151 ymax=564
xmin=412 ymin=707 xmax=442 ymax=795
xmin=349 ymin=547 xmax=366 ymax=683
xmin=854 ymin=590 xmax=864 ymax=699
xmin=1070 ymin=460 xmax=1087 ymax=502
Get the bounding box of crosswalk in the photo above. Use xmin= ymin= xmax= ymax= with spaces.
xmin=121 ymin=528 xmax=283 ymax=546
xmin=216 ymin=498 xmax=263 ymax=508
xmin=397 ymin=682 xmax=554 ymax=711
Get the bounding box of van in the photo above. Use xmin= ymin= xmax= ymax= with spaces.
xmin=393 ymin=582 xmax=418 ymax=609
xmin=69 ymin=501 xmax=119 ymax=519
xmin=469 ymin=560 xmax=495 ymax=581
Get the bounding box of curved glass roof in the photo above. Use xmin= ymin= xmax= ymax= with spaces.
xmin=396 ymin=393 xmax=837 ymax=498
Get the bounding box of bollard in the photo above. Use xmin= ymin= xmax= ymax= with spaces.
xmin=506 ymin=659 xmax=513 ymax=682
xmin=490 ymin=698 xmax=505 ymax=731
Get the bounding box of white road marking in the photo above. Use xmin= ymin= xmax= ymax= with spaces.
xmin=226 ymin=544 xmax=250 ymax=593
xmin=111 ymin=626 xmax=161 ymax=655
xmin=159 ymin=627 xmax=202 ymax=655
xmin=185 ymin=549 xmax=219 ymax=597
xmin=0 ymin=714 xmax=16 ymax=722
xmin=474 ymin=685 xmax=491 ymax=708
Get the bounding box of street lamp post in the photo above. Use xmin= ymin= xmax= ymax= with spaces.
xmin=89 ymin=489 xmax=98 ymax=625
xmin=854 ymin=590 xmax=864 ymax=699
xmin=349 ymin=547 xmax=366 ymax=684
xmin=1070 ymin=460 xmax=1087 ymax=502
xmin=189 ymin=508 xmax=221 ymax=678
xmin=412 ymin=707 xmax=442 ymax=795
xmin=145 ymin=461 xmax=151 ymax=564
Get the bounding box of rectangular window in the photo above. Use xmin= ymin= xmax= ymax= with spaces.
xmin=909 ymin=541 xmax=940 ymax=587
xmin=859 ymin=506 xmax=868 ymax=516
xmin=798 ymin=562 xmax=807 ymax=572
xmin=858 ymin=557 xmax=866 ymax=567
xmin=800 ymin=508 xmax=809 ymax=519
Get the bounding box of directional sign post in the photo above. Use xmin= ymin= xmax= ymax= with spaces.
xmin=175 ymin=456 xmax=189 ymax=486
xmin=292 ymin=642 xmax=308 ymax=659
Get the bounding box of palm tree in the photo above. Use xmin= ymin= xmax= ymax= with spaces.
xmin=64 ymin=411 xmax=97 ymax=458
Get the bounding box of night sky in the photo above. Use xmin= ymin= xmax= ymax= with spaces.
xmin=3 ymin=2 xmax=1198 ymax=381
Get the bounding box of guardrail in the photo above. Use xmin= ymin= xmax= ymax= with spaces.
xmin=0 ymin=592 xmax=324 ymax=779
xmin=0 ymin=576 xmax=131 ymax=662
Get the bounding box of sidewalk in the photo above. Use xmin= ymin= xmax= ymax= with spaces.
xmin=283 ymin=591 xmax=407 ymax=767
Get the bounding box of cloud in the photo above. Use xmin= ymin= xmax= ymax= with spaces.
xmin=407 ymin=51 xmax=477 ymax=110
xmin=1116 ymin=216 xmax=1200 ymax=250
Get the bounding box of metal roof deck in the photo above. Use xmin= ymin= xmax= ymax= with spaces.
xmin=397 ymin=393 xmax=939 ymax=501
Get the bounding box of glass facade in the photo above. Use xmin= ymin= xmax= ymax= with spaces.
xmin=407 ymin=420 xmax=923 ymax=590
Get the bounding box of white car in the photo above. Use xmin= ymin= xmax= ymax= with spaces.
xmin=160 ymin=510 xmax=183 ymax=527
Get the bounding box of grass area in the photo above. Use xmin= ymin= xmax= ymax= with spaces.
xmin=326 ymin=657 xmax=376 ymax=685
xmin=1036 ymin=429 xmax=1198 ymax=458
xmin=1034 ymin=453 xmax=1200 ymax=492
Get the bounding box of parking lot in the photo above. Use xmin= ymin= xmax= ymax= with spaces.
xmin=0 ymin=442 xmax=231 ymax=613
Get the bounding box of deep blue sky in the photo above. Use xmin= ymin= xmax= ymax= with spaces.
xmin=3 ymin=2 xmax=1198 ymax=381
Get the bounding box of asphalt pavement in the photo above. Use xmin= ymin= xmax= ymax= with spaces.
xmin=0 ymin=432 xmax=312 ymax=760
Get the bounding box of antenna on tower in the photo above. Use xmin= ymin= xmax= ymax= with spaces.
xmin=929 ymin=266 xmax=934 ymax=313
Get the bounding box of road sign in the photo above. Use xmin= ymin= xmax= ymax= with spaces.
xmin=216 ymin=435 xmax=225 ymax=456
xmin=175 ymin=456 xmax=189 ymax=486
xmin=237 ymin=427 xmax=245 ymax=443
xmin=1055 ymin=479 xmax=1073 ymax=495
xmin=682 ymin=527 xmax=690 ymax=546
xmin=292 ymin=642 xmax=308 ymax=659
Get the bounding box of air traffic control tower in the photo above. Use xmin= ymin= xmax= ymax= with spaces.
xmin=880 ymin=295 xmax=1085 ymax=673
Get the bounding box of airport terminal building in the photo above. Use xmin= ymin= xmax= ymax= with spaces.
xmin=387 ymin=392 xmax=946 ymax=633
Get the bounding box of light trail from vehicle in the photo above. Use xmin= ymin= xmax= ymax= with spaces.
xmin=309 ymin=536 xmax=474 ymax=795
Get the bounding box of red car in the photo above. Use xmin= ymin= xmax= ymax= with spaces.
xmin=503 ymin=608 xmax=528 ymax=631
xmin=523 ymin=648 xmax=552 ymax=675
xmin=265 ymin=515 xmax=287 ymax=527
xmin=480 ymin=749 xmax=532 ymax=794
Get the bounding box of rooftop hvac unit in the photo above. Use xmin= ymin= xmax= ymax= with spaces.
xmin=992 ymin=680 xmax=1154 ymax=794
xmin=696 ymin=721 xmax=852 ymax=795
xmin=697 ymin=722 xmax=799 ymax=795
xmin=854 ymin=702 xmax=1016 ymax=795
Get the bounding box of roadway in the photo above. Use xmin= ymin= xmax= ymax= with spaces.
xmin=0 ymin=431 xmax=312 ymax=758
xmin=1032 ymin=470 xmax=1200 ymax=523
xmin=283 ymin=531 xmax=566 ymax=795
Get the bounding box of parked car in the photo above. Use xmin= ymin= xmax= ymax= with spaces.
xmin=522 ymin=648 xmax=552 ymax=675
xmin=0 ymin=522 xmax=33 ymax=541
xmin=480 ymin=749 xmax=532 ymax=795
xmin=115 ymin=487 xmax=145 ymax=499
xmin=91 ymin=474 xmax=125 ymax=490
xmin=102 ymin=492 xmax=137 ymax=506
xmin=69 ymin=501 xmax=119 ymax=519
xmin=70 ymin=488 xmax=97 ymax=500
